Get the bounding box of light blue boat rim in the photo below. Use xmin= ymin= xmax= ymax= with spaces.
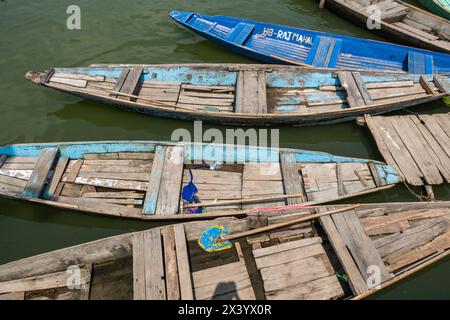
xmin=169 ymin=10 xmax=450 ymax=74
xmin=52 ymin=66 xmax=446 ymax=90
xmin=0 ymin=141 xmax=401 ymax=186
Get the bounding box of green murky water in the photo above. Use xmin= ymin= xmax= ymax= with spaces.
xmin=0 ymin=0 xmax=448 ymax=299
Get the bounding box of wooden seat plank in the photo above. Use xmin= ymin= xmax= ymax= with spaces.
xmin=319 ymin=213 xmax=368 ymax=295
xmin=173 ymin=224 xmax=194 ymax=300
xmin=143 ymin=229 xmax=166 ymax=300
xmin=337 ymin=71 xmax=366 ymax=108
xmin=22 ymin=148 xmax=59 ymax=199
xmin=235 ymin=70 xmax=267 ymax=114
xmin=155 ymin=146 xmax=184 ymax=215
xmin=110 ymin=68 xmax=130 ymax=98
xmin=142 ymin=145 xmax=166 ymax=215
xmin=280 ymin=152 xmax=305 ymax=205
xmin=46 ymin=157 xmax=69 ymax=198
xmin=331 ymin=210 xmax=392 ymax=287
xmin=161 ymin=227 xmax=180 ymax=300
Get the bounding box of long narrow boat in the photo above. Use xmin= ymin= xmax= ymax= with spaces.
xmin=0 ymin=140 xmax=401 ymax=221
xmin=0 ymin=202 xmax=448 ymax=300
xmin=26 ymin=64 xmax=450 ymax=126
xmin=169 ymin=10 xmax=450 ymax=73
xmin=323 ymin=0 xmax=450 ymax=53
xmin=417 ymin=0 xmax=450 ymax=20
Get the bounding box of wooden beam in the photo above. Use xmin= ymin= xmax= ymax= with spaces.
xmin=173 ymin=224 xmax=194 ymax=300
xmin=142 ymin=145 xmax=166 ymax=215
xmin=22 ymin=148 xmax=59 ymax=199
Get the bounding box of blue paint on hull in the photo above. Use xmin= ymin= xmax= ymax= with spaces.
xmin=170 ymin=11 xmax=450 ymax=74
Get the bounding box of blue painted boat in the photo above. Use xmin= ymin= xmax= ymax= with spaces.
xmin=169 ymin=10 xmax=450 ymax=74
xmin=26 ymin=64 xmax=450 ymax=126
xmin=0 ymin=140 xmax=401 ymax=220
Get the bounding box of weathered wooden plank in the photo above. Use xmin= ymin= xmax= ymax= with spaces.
xmin=173 ymin=224 xmax=193 ymax=300
xmin=156 ymin=146 xmax=184 ymax=215
xmin=320 ymin=214 xmax=368 ymax=295
xmin=280 ymin=152 xmax=304 ymax=205
xmin=365 ymin=80 xmax=414 ymax=89
xmin=142 ymin=146 xmax=166 ymax=215
xmin=46 ymin=157 xmax=69 ymax=198
xmin=391 ymin=116 xmax=443 ymax=185
xmin=420 ymin=75 xmax=435 ymax=95
xmin=111 ymin=68 xmax=130 ymax=97
xmin=0 ymin=292 xmax=25 ymax=300
xmin=352 ymin=72 xmax=372 ymax=105
xmin=81 ymin=191 xmax=144 ymax=199
xmin=433 ymin=76 xmax=449 ymax=94
xmin=332 ymin=210 xmax=392 ymax=286
xmin=132 ymin=232 xmax=145 ymax=300
xmin=0 ymin=266 xmax=91 ymax=294
xmin=76 ymin=171 xmax=150 ymax=182
xmin=22 ymin=148 xmax=59 ymax=199
xmin=84 ymin=153 xmax=119 ymax=160
xmin=253 ymin=237 xmax=321 ymax=258
xmin=0 ymin=169 xmax=32 ymax=181
xmin=265 ymin=274 xmax=344 ymax=300
xmin=144 ymin=229 xmax=166 ymax=300
xmin=74 ymin=177 xmax=148 ymax=191
xmin=50 ymin=77 xmax=87 ymax=88
xmin=0 ymin=155 xmax=7 ymax=168
xmin=337 ymin=71 xmax=365 ymax=108
xmin=235 ymin=70 xmax=266 ymax=114
xmin=118 ymin=152 xmax=154 ymax=160
xmin=371 ymin=116 xmax=423 ymax=186
xmin=0 ymin=175 xmax=28 ymax=188
xmin=254 ymin=243 xmax=325 ymax=270
xmin=162 ymin=227 xmax=180 ymax=300
xmin=66 ymin=160 xmax=83 ymax=183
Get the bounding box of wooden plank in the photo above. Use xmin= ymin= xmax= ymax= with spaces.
xmin=74 ymin=177 xmax=148 ymax=191
xmin=365 ymin=80 xmax=414 ymax=89
xmin=161 ymin=227 xmax=180 ymax=300
xmin=111 ymin=68 xmax=130 ymax=97
xmin=319 ymin=214 xmax=368 ymax=295
xmin=0 ymin=155 xmax=7 ymax=168
xmin=433 ymin=76 xmax=449 ymax=94
xmin=256 ymin=71 xmax=267 ymax=114
xmin=337 ymin=71 xmax=365 ymax=108
xmin=410 ymin=116 xmax=450 ymax=183
xmin=336 ymin=163 xmax=344 ymax=196
xmin=81 ymin=191 xmax=144 ymax=199
xmin=243 ymin=163 xmax=282 ymax=181
xmin=352 ymin=72 xmax=372 ymax=105
xmin=49 ymin=77 xmax=87 ymax=88
xmin=0 ymin=292 xmax=25 ymax=300
xmin=0 ymin=266 xmax=91 ymax=294
xmin=332 ymin=210 xmax=392 ymax=286
xmin=46 ymin=157 xmax=69 ymax=197
xmin=0 ymin=169 xmax=32 ymax=180
xmin=371 ymin=116 xmax=423 ymax=186
xmin=132 ymin=232 xmax=145 ymax=300
xmin=280 ymin=152 xmax=305 ymax=205
xmin=119 ymin=67 xmax=143 ymax=100
xmin=391 ymin=116 xmax=443 ymax=185
xmin=84 ymin=153 xmax=119 ymax=160
xmin=235 ymin=70 xmax=264 ymax=114
xmin=144 ymin=229 xmax=166 ymax=300
xmin=76 ymin=171 xmax=150 ymax=182
xmin=173 ymin=224 xmax=193 ymax=300
xmin=254 ymin=243 xmax=325 ymax=270
xmin=65 ymin=159 xmax=83 ymax=183
xmin=118 ymin=152 xmax=154 ymax=160
xmin=0 ymin=175 xmax=28 ymax=188
xmin=253 ymin=237 xmax=321 ymax=258
xmin=155 ymin=146 xmax=184 ymax=215
xmin=22 ymin=148 xmax=59 ymax=199
xmin=420 ymin=75 xmax=435 ymax=95
xmin=142 ymin=145 xmax=166 ymax=215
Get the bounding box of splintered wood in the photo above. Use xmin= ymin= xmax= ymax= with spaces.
xmin=253 ymin=237 xmax=344 ymax=300
xmin=365 ymin=113 xmax=450 ymax=186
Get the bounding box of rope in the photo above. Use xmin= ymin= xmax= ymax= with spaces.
xmin=402 ymin=181 xmax=430 ymax=201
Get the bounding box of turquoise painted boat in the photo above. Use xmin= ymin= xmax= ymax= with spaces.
xmin=0 ymin=140 xmax=401 ymax=220
xmin=417 ymin=0 xmax=450 ymax=20
xmin=26 ymin=64 xmax=450 ymax=127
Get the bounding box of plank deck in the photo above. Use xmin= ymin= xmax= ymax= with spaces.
xmin=365 ymin=113 xmax=450 ymax=186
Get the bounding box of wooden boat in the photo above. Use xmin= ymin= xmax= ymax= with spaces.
xmin=0 ymin=140 xmax=401 ymax=221
xmin=0 ymin=201 xmax=448 ymax=300
xmin=26 ymin=64 xmax=450 ymax=126
xmin=417 ymin=0 xmax=450 ymax=20
xmin=323 ymin=0 xmax=450 ymax=53
xmin=169 ymin=11 xmax=450 ymax=73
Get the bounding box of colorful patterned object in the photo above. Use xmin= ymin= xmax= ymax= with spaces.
xmin=198 ymin=225 xmax=233 ymax=252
